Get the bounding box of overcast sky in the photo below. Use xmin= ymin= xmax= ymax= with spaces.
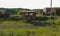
xmin=0 ymin=0 xmax=60 ymax=9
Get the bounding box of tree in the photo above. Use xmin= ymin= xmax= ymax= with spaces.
xmin=5 ymin=9 xmax=17 ymax=14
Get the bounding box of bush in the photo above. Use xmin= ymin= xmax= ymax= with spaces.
xmin=54 ymin=19 xmax=60 ymax=25
xmin=36 ymin=16 xmax=49 ymax=21
xmin=0 ymin=32 xmax=5 ymax=36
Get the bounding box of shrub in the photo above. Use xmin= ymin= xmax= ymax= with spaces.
xmin=54 ymin=19 xmax=60 ymax=25
xmin=0 ymin=32 xmax=4 ymax=36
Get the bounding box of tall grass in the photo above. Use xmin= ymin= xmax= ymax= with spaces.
xmin=0 ymin=26 xmax=60 ymax=36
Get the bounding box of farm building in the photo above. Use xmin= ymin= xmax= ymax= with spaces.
xmin=21 ymin=11 xmax=36 ymax=21
xmin=43 ymin=7 xmax=60 ymax=16
xmin=0 ymin=14 xmax=10 ymax=18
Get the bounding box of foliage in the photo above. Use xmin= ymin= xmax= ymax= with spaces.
xmin=0 ymin=26 xmax=60 ymax=36
xmin=0 ymin=8 xmax=60 ymax=36
xmin=33 ymin=9 xmax=43 ymax=14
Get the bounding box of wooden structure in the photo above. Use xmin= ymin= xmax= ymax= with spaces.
xmin=21 ymin=11 xmax=36 ymax=20
xmin=0 ymin=14 xmax=10 ymax=18
xmin=43 ymin=7 xmax=60 ymax=16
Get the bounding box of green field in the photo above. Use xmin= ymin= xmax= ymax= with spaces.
xmin=0 ymin=25 xmax=60 ymax=36
xmin=0 ymin=16 xmax=60 ymax=36
xmin=0 ymin=8 xmax=60 ymax=36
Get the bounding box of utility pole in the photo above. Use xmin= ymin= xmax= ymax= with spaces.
xmin=50 ymin=0 xmax=54 ymax=26
xmin=50 ymin=0 xmax=52 ymax=15
xmin=51 ymin=0 xmax=52 ymax=8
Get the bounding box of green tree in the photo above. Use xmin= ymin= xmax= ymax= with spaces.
xmin=5 ymin=9 xmax=17 ymax=14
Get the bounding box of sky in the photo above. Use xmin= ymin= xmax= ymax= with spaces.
xmin=0 ymin=0 xmax=60 ymax=9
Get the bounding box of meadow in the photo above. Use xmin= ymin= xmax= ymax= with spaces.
xmin=0 ymin=16 xmax=60 ymax=36
xmin=0 ymin=25 xmax=60 ymax=36
xmin=0 ymin=8 xmax=60 ymax=36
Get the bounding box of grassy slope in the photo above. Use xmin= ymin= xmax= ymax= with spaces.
xmin=0 ymin=26 xmax=60 ymax=36
xmin=0 ymin=14 xmax=60 ymax=36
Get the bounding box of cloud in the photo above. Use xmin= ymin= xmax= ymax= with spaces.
xmin=0 ymin=0 xmax=60 ymax=9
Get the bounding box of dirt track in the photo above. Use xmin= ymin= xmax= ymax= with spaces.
xmin=0 ymin=24 xmax=43 ymax=29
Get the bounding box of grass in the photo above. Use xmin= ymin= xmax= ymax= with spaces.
xmin=0 ymin=28 xmax=53 ymax=36
xmin=0 ymin=20 xmax=32 ymax=26
xmin=0 ymin=15 xmax=60 ymax=36
xmin=0 ymin=25 xmax=60 ymax=36
xmin=0 ymin=16 xmax=60 ymax=26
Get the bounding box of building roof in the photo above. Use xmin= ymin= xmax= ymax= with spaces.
xmin=44 ymin=7 xmax=60 ymax=9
